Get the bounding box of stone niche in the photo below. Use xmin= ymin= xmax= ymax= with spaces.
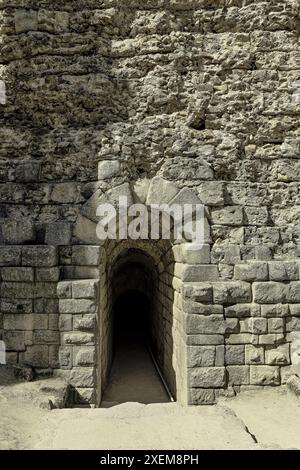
xmin=0 ymin=0 xmax=300 ymax=405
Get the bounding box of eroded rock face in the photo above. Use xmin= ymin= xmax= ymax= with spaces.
xmin=0 ymin=1 xmax=300 ymax=405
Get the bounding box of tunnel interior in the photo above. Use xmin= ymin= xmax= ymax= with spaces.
xmin=101 ymin=248 xmax=176 ymax=406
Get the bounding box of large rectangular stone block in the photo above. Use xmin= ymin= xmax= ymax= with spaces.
xmin=245 ymin=345 xmax=264 ymax=365
xmin=3 ymin=331 xmax=25 ymax=351
xmin=225 ymin=303 xmax=260 ymax=317
xmin=265 ymin=345 xmax=290 ymax=365
xmin=188 ymin=388 xmax=216 ymax=405
xmin=227 ymin=365 xmax=250 ymax=385
xmin=2 ymin=220 xmax=35 ymax=245
xmin=250 ymin=366 xmax=280 ymax=385
xmin=33 ymin=330 xmax=60 ymax=345
xmin=268 ymin=261 xmax=299 ymax=281
xmin=234 ymin=262 xmax=268 ymax=281
xmin=63 ymin=332 xmax=95 ymax=345
xmin=22 ymin=246 xmax=58 ymax=267
xmin=186 ymin=314 xmax=238 ymax=335
xmin=19 ymin=345 xmax=49 ymax=368
xmin=72 ymin=246 xmax=101 ymax=266
xmin=213 ymin=281 xmax=252 ymax=304
xmin=73 ymin=347 xmax=95 ymax=366
xmin=69 ymin=367 xmax=95 ymax=387
xmin=211 ymin=206 xmax=243 ymax=226
xmin=180 ymin=264 xmax=219 ymax=282
xmin=187 ymin=345 xmax=215 ymax=367
xmin=72 ymin=280 xmax=98 ymax=299
xmin=0 ymin=298 xmax=32 ymax=314
xmin=0 ymin=246 xmax=22 ymax=266
xmin=261 ymin=304 xmax=289 ymax=317
xmin=188 ymin=367 xmax=226 ymax=388
xmin=0 ymin=267 xmax=34 ymax=282
xmin=225 ymin=345 xmax=245 ymax=365
xmin=59 ymin=299 xmax=96 ymax=314
xmin=183 ymin=283 xmax=213 ymax=303
xmin=253 ymin=282 xmax=287 ymax=304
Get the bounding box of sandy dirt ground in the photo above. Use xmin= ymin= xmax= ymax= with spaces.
xmin=1 ymin=366 xmax=300 ymax=450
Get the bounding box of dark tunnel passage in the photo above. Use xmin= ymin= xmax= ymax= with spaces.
xmin=101 ymin=252 xmax=172 ymax=406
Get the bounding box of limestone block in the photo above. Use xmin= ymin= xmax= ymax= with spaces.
xmin=146 ymin=177 xmax=178 ymax=205
xmin=3 ymin=331 xmax=25 ymax=351
xmin=72 ymin=246 xmax=100 ymax=266
xmin=0 ymin=246 xmax=22 ymax=266
xmin=73 ymin=315 xmax=96 ymax=331
xmin=225 ymin=303 xmax=260 ymax=317
xmin=244 ymin=206 xmax=269 ymax=226
xmin=183 ymin=283 xmax=213 ymax=303
xmin=261 ymin=304 xmax=289 ymax=317
xmin=74 ymin=347 xmax=95 ymax=366
xmin=180 ymin=264 xmax=219 ymax=282
xmin=20 ymin=345 xmax=49 ymax=368
xmin=187 ymin=346 xmax=215 ymax=367
xmin=2 ymin=221 xmax=35 ymax=245
xmin=45 ymin=222 xmax=72 ymax=246
xmin=250 ymin=366 xmax=280 ymax=385
xmin=225 ymin=345 xmax=245 ymax=365
xmin=59 ymin=314 xmax=73 ymax=332
xmin=286 ymin=317 xmax=300 ymax=332
xmin=255 ymin=246 xmax=272 ymax=261
xmin=227 ymin=365 xmax=250 ymax=385
xmin=73 ymin=215 xmax=99 ymax=244
xmin=188 ymin=388 xmax=215 ymax=405
xmin=72 ymin=280 xmax=98 ymax=299
xmin=240 ymin=317 xmax=267 ymax=334
xmin=50 ymin=182 xmax=82 ymax=204
xmin=34 ymin=299 xmax=58 ymax=314
xmin=62 ymin=267 xmax=99 ymax=280
xmin=15 ymin=9 xmax=38 ymax=33
xmin=35 ymin=267 xmax=60 ymax=282
xmin=197 ymin=181 xmax=224 ymax=207
xmin=188 ymin=367 xmax=226 ymax=388
xmin=75 ymin=388 xmax=95 ymax=404
xmin=245 ymin=345 xmax=265 ymax=365
xmin=0 ymin=299 xmax=32 ymax=314
xmin=59 ymin=299 xmax=96 ymax=314
xmin=180 ymin=244 xmax=211 ymax=264
xmin=289 ymin=305 xmax=300 ymax=316
xmin=268 ymin=261 xmax=299 ymax=281
xmin=33 ymin=330 xmax=60 ymax=345
xmin=0 ymin=267 xmax=34 ymax=282
xmin=59 ymin=347 xmax=73 ymax=369
xmin=69 ymin=368 xmax=94 ymax=387
xmin=1 ymin=282 xmax=57 ymax=299
xmin=253 ymin=282 xmax=287 ymax=304
xmin=63 ymin=332 xmax=94 ymax=345
xmin=268 ymin=318 xmax=284 ymax=333
xmin=183 ymin=300 xmax=223 ymax=315
xmin=22 ymin=246 xmax=58 ymax=267
xmin=211 ymin=206 xmax=243 ymax=226
xmin=3 ymin=314 xmax=47 ymax=331
xmin=15 ymin=162 xmax=40 ymax=183
xmin=186 ymin=314 xmax=238 ymax=335
xmin=186 ymin=335 xmax=224 ymax=345
xmin=234 ymin=262 xmax=268 ymax=281
xmin=98 ymin=160 xmax=120 ymax=180
xmin=258 ymin=334 xmax=285 ymax=345
xmin=213 ymin=281 xmax=251 ymax=304
xmin=226 ymin=334 xmax=258 ymax=345
xmin=265 ymin=344 xmax=290 ymax=365
xmin=286 ymin=282 xmax=300 ymax=303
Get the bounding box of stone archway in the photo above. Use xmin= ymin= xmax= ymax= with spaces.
xmin=61 ymin=175 xmax=211 ymax=406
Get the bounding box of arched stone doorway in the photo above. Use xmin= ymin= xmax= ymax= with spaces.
xmin=98 ymin=241 xmax=184 ymax=406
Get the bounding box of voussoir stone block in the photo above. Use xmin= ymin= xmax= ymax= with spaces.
xmin=146 ymin=177 xmax=178 ymax=205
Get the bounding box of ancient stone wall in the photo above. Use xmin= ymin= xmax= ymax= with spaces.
xmin=0 ymin=0 xmax=300 ymax=404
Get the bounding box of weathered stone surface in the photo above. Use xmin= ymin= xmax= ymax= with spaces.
xmin=245 ymin=345 xmax=264 ymax=365
xmin=253 ymin=282 xmax=287 ymax=304
xmin=72 ymin=280 xmax=98 ymax=299
xmin=22 ymin=246 xmax=58 ymax=267
xmin=2 ymin=221 xmax=35 ymax=245
xmin=213 ymin=282 xmax=251 ymax=304
xmin=265 ymin=345 xmax=290 ymax=365
xmin=72 ymin=246 xmax=100 ymax=266
xmin=189 ymin=388 xmax=215 ymax=405
xmin=211 ymin=207 xmax=243 ymax=226
xmin=0 ymin=247 xmax=22 ymax=266
xmin=45 ymin=223 xmax=72 ymax=246
xmin=98 ymin=160 xmax=120 ymax=180
xmin=74 ymin=347 xmax=95 ymax=366
xmin=59 ymin=299 xmax=96 ymax=314
xmin=268 ymin=261 xmax=299 ymax=281
xmin=63 ymin=333 xmax=94 ymax=345
xmin=250 ymin=366 xmax=280 ymax=386
xmin=0 ymin=267 xmax=34 ymax=282
xmin=186 ymin=315 xmax=238 ymax=335
xmin=183 ymin=283 xmax=213 ymax=303
xmin=188 ymin=367 xmax=226 ymax=388
xmin=73 ymin=315 xmax=96 ymax=331
xmin=187 ymin=346 xmax=215 ymax=367
xmin=225 ymin=345 xmax=245 ymax=365
xmin=69 ymin=368 xmax=94 ymax=387
xmin=227 ymin=366 xmax=250 ymax=385
xmin=234 ymin=262 xmax=268 ymax=282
